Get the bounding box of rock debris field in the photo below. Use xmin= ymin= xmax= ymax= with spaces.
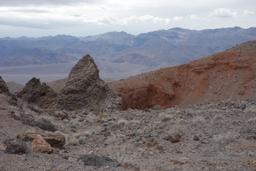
xmin=1 ymin=92 xmax=256 ymax=170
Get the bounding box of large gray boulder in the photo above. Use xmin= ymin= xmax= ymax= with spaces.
xmin=57 ymin=55 xmax=120 ymax=111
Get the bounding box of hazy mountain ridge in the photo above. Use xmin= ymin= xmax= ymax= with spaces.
xmin=0 ymin=27 xmax=256 ymax=84
xmin=1 ymin=27 xmax=256 ymax=66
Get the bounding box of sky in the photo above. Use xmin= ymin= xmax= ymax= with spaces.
xmin=0 ymin=0 xmax=255 ymax=37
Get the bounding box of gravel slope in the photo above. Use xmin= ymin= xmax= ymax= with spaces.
xmin=1 ymin=93 xmax=256 ymax=171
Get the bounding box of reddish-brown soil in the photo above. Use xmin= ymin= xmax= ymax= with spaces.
xmin=110 ymin=41 xmax=256 ymax=110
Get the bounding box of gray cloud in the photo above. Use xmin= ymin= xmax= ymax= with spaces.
xmin=0 ymin=18 xmax=50 ymax=29
xmin=210 ymin=8 xmax=237 ymax=18
xmin=0 ymin=16 xmax=81 ymax=29
xmin=10 ymin=9 xmax=50 ymax=13
xmin=0 ymin=0 xmax=101 ymax=6
xmin=0 ymin=0 xmax=255 ymax=37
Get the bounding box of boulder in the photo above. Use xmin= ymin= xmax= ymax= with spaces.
xmin=79 ymin=154 xmax=120 ymax=167
xmin=58 ymin=55 xmax=120 ymax=111
xmin=18 ymin=131 xmax=65 ymax=148
xmin=43 ymin=133 xmax=66 ymax=148
xmin=34 ymin=118 xmax=57 ymax=132
xmin=164 ymin=133 xmax=182 ymax=143
xmin=4 ymin=139 xmax=29 ymax=155
xmin=32 ymin=135 xmax=53 ymax=154
xmin=17 ymin=78 xmax=57 ymax=109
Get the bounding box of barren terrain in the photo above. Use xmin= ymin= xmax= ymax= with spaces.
xmin=111 ymin=41 xmax=256 ymax=109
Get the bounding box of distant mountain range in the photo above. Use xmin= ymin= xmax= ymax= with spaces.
xmin=1 ymin=27 xmax=256 ymax=81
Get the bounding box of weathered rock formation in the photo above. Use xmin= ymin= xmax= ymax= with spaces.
xmin=110 ymin=41 xmax=256 ymax=109
xmin=17 ymin=78 xmax=57 ymax=109
xmin=58 ymin=55 xmax=120 ymax=111
xmin=0 ymin=76 xmax=10 ymax=95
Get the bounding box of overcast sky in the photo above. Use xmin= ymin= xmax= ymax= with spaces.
xmin=0 ymin=0 xmax=255 ymax=37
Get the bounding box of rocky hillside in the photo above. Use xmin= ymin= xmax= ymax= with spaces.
xmin=111 ymin=41 xmax=256 ymax=109
xmin=1 ymin=77 xmax=256 ymax=170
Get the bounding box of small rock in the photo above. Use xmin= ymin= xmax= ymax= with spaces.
xmin=53 ymin=111 xmax=69 ymax=120
xmin=4 ymin=139 xmax=29 ymax=155
xmin=0 ymin=143 xmax=6 ymax=151
xmin=18 ymin=131 xmax=65 ymax=148
xmin=35 ymin=118 xmax=57 ymax=132
xmin=78 ymin=137 xmax=86 ymax=145
xmin=43 ymin=133 xmax=66 ymax=148
xmin=67 ymin=136 xmax=79 ymax=146
xmin=169 ymin=157 xmax=190 ymax=165
xmin=122 ymin=163 xmax=140 ymax=171
xmin=193 ymin=135 xmax=200 ymax=141
xmin=117 ymin=118 xmax=129 ymax=125
xmin=164 ymin=133 xmax=182 ymax=143
xmin=32 ymin=135 xmax=53 ymax=154
xmin=79 ymin=154 xmax=120 ymax=167
xmin=78 ymin=118 xmax=84 ymax=122
xmin=240 ymin=103 xmax=247 ymax=110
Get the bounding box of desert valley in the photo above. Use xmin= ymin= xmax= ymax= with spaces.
xmin=0 ymin=0 xmax=256 ymax=170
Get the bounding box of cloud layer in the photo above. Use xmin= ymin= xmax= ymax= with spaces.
xmin=0 ymin=0 xmax=255 ymax=37
xmin=0 ymin=0 xmax=100 ymax=6
xmin=210 ymin=8 xmax=237 ymax=18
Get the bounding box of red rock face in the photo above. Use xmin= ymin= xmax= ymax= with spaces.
xmin=119 ymin=84 xmax=176 ymax=109
xmin=110 ymin=41 xmax=256 ymax=110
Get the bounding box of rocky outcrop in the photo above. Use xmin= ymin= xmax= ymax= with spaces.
xmin=17 ymin=78 xmax=57 ymax=109
xmin=0 ymin=76 xmax=10 ymax=95
xmin=58 ymin=55 xmax=120 ymax=111
xmin=110 ymin=41 xmax=256 ymax=109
